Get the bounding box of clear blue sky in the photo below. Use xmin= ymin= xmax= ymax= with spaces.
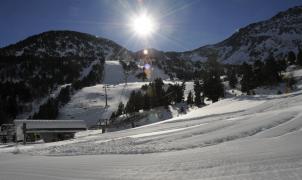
xmin=0 ymin=0 xmax=301 ymax=51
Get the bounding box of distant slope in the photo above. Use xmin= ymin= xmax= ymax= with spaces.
xmin=0 ymin=30 xmax=133 ymax=122
xmin=1 ymin=6 xmax=301 ymax=65
xmin=103 ymin=61 xmax=139 ymax=84
xmin=104 ymin=60 xmax=170 ymax=84
xmin=58 ymin=82 xmax=147 ymax=126
xmin=174 ymin=6 xmax=302 ymax=64
xmin=58 ymin=61 xmax=170 ymax=126
xmin=0 ymin=30 xmax=133 ymax=60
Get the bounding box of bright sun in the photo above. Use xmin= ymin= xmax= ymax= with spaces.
xmin=131 ymin=13 xmax=157 ymax=38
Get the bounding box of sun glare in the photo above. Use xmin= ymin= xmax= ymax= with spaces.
xmin=143 ymin=49 xmax=148 ymax=55
xmin=131 ymin=13 xmax=157 ymax=38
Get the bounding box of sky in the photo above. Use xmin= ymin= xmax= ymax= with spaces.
xmin=0 ymin=0 xmax=302 ymax=52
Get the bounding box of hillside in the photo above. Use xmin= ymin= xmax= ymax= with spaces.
xmin=58 ymin=60 xmax=170 ymax=126
xmin=0 ymin=5 xmax=301 ymax=124
xmin=0 ymin=31 xmax=134 ymax=122
xmin=174 ymin=6 xmax=302 ymax=64
xmin=1 ymin=6 xmax=301 ymax=65
xmin=0 ymin=30 xmax=133 ymax=60
xmin=1 ymin=69 xmax=302 ymax=178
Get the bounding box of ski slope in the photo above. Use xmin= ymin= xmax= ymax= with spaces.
xmin=1 ymin=87 xmax=302 ymax=179
xmin=58 ymin=60 xmax=170 ymax=126
xmin=58 ymin=82 xmax=148 ymax=126
xmin=103 ymin=60 xmax=169 ymax=84
xmin=1 ymin=68 xmax=302 ymax=180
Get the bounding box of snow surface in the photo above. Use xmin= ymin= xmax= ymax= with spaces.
xmin=103 ymin=60 xmax=169 ymax=84
xmin=103 ymin=61 xmax=140 ymax=84
xmin=1 ymin=86 xmax=302 ymax=179
xmin=2 ymin=66 xmax=302 ymax=179
xmin=58 ymin=60 xmax=170 ymax=126
xmin=58 ymin=83 xmax=148 ymax=126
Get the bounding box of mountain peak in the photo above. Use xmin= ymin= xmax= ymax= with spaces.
xmin=0 ymin=30 xmax=133 ymax=60
xmin=272 ymin=5 xmax=302 ymax=20
xmin=1 ymin=6 xmax=302 ymax=65
xmin=176 ymin=5 xmax=302 ymax=64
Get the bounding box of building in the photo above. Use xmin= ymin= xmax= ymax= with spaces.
xmin=14 ymin=120 xmax=87 ymax=143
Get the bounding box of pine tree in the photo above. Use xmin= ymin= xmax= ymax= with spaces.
xmin=203 ymin=71 xmax=224 ymax=102
xmin=33 ymin=98 xmax=59 ymax=119
xmin=143 ymin=94 xmax=150 ymax=110
xmin=110 ymin=112 xmax=116 ymax=121
xmin=116 ymin=102 xmax=125 ymax=117
xmin=297 ymin=49 xmax=302 ymax=66
xmin=125 ymin=90 xmax=144 ymax=114
xmin=125 ymin=91 xmax=136 ymax=114
xmin=263 ymin=56 xmax=281 ymax=85
xmin=193 ymin=80 xmax=203 ymax=106
xmin=175 ymin=82 xmax=185 ymax=103
xmin=201 ymin=57 xmax=224 ymax=103
xmin=277 ymin=59 xmax=287 ymax=72
xmin=0 ymin=100 xmax=9 ymax=125
xmin=154 ymin=78 xmax=165 ymax=106
xmin=57 ymin=86 xmax=71 ymax=106
xmin=240 ymin=63 xmax=255 ymax=93
xmin=7 ymin=96 xmax=18 ymax=119
xmin=228 ymin=69 xmax=238 ymax=89
xmin=165 ymin=85 xmax=175 ymax=104
xmin=253 ymin=60 xmax=264 ymax=87
xmin=186 ymin=91 xmax=193 ymax=106
xmin=287 ymin=51 xmax=296 ymax=65
xmin=134 ymin=91 xmax=144 ymax=112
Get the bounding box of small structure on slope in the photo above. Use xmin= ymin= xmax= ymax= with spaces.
xmin=14 ymin=120 xmax=87 ymax=143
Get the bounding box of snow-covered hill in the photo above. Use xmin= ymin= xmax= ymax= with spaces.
xmin=147 ymin=6 xmax=302 ymax=64
xmin=1 ymin=77 xmax=302 ymax=179
xmin=58 ymin=82 xmax=146 ymax=126
xmin=1 ymin=6 xmax=301 ymax=66
xmin=181 ymin=6 xmax=302 ymax=64
xmin=57 ymin=60 xmax=170 ymax=126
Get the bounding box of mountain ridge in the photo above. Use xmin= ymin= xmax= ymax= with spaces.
xmin=1 ymin=6 xmax=301 ymax=64
xmin=0 ymin=30 xmax=134 ymax=60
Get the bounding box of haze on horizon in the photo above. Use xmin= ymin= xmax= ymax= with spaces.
xmin=0 ymin=0 xmax=302 ymax=52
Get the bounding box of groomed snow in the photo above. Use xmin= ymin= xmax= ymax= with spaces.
xmin=1 ymin=86 xmax=302 ymax=179
xmin=58 ymin=60 xmax=171 ymax=126
xmin=58 ymin=82 xmax=149 ymax=126
xmin=2 ymin=67 xmax=302 ymax=179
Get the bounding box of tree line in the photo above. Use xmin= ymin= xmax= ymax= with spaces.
xmin=0 ymin=55 xmax=105 ymax=125
xmin=111 ymin=49 xmax=302 ymax=121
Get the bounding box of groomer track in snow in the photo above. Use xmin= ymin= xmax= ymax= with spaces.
xmin=1 ymin=85 xmax=302 ymax=179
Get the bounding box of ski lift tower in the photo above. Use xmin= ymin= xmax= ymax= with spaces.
xmin=103 ymin=84 xmax=108 ymax=107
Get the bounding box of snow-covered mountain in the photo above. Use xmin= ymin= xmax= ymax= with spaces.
xmin=1 ymin=68 xmax=302 ymax=179
xmin=1 ymin=5 xmax=302 ymax=123
xmin=2 ymin=6 xmax=302 ymax=65
xmin=0 ymin=30 xmax=133 ymax=60
xmin=175 ymin=6 xmax=302 ymax=64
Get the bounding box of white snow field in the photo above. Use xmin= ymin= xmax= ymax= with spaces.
xmin=58 ymin=60 xmax=170 ymax=126
xmin=58 ymin=82 xmax=147 ymax=126
xmin=1 ymin=88 xmax=302 ymax=179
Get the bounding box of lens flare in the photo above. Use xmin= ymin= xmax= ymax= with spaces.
xmin=144 ymin=63 xmax=151 ymax=69
xmin=131 ymin=13 xmax=157 ymax=38
xmin=143 ymin=49 xmax=148 ymax=55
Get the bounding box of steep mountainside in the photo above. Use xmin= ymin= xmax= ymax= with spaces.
xmin=0 ymin=30 xmax=133 ymax=60
xmin=0 ymin=31 xmax=134 ymax=123
xmin=177 ymin=6 xmax=302 ymax=64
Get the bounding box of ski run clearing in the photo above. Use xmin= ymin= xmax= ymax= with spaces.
xmin=1 ymin=66 xmax=302 ymax=179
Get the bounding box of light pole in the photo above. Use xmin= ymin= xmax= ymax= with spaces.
xmin=104 ymin=84 xmax=108 ymax=107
